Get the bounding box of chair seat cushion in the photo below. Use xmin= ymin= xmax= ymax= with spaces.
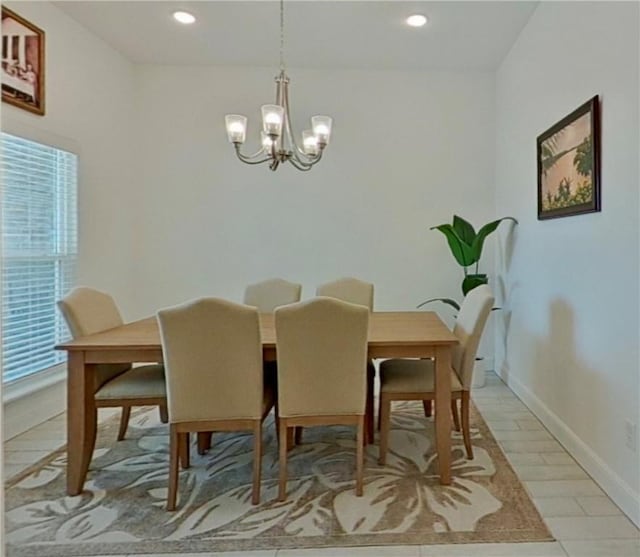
xmin=379 ymin=358 xmax=462 ymax=393
xmin=96 ymin=364 xmax=166 ymax=401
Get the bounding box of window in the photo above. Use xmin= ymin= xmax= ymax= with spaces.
xmin=1 ymin=133 xmax=78 ymax=384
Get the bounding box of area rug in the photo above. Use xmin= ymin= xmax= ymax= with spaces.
xmin=4 ymin=401 xmax=552 ymax=556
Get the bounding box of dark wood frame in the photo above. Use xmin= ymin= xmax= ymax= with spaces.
xmin=1 ymin=6 xmax=45 ymax=115
xmin=537 ymin=96 xmax=600 ymax=220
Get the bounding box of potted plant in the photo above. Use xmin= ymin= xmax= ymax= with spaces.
xmin=418 ymin=214 xmax=518 ymax=387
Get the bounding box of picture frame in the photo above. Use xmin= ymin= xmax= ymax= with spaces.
xmin=537 ymin=96 xmax=600 ymax=220
xmin=1 ymin=6 xmax=45 ymax=116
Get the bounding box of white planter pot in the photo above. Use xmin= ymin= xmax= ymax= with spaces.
xmin=471 ymin=358 xmax=486 ymax=388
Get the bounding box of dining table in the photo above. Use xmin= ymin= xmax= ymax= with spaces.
xmin=56 ymin=310 xmax=459 ymax=496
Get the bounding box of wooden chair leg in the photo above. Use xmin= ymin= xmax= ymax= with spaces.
xmin=451 ymin=399 xmax=461 ymax=432
xmin=167 ymin=425 xmax=179 ymax=511
xmin=278 ymin=420 xmax=288 ymax=502
xmin=461 ymin=391 xmax=473 ymax=459
xmin=252 ymin=421 xmax=262 ymax=505
xmin=179 ymin=432 xmax=190 ymax=469
xmin=159 ymin=403 xmax=169 ymax=424
xmin=356 ymin=416 xmax=364 ymax=496
xmin=286 ymin=428 xmax=295 ymax=451
xmin=274 ymin=400 xmax=281 ymax=448
xmin=117 ymin=406 xmax=131 ymax=441
xmin=197 ymin=432 xmax=212 ymax=455
xmin=378 ymin=394 xmax=391 ymax=465
xmin=422 ymin=400 xmax=432 ymax=418
xmin=294 ymin=427 xmax=303 ymax=445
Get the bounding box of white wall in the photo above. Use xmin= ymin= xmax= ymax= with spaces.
xmin=1 ymin=1 xmax=137 ymax=436
xmin=495 ymin=2 xmax=639 ymax=524
xmin=130 ymin=66 xmax=497 ymax=322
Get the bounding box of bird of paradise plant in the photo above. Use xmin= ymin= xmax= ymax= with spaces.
xmin=418 ymin=215 xmax=517 ymax=311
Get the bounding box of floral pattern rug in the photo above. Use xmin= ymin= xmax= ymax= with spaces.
xmin=5 ymin=402 xmax=552 ymax=556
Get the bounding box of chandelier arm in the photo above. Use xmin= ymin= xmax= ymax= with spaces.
xmin=234 ymin=144 xmax=272 ymax=165
xmin=290 ymin=147 xmax=322 ymax=166
xmin=288 ymin=157 xmax=314 ymax=171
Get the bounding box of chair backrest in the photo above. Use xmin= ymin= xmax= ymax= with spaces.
xmin=57 ymin=287 xmax=130 ymax=391
xmin=452 ymin=285 xmax=495 ymax=390
xmin=316 ymin=277 xmax=374 ymax=311
xmin=157 ymin=298 xmax=263 ymax=423
xmin=57 ymin=287 xmax=124 ymax=337
xmin=275 ymin=297 xmax=369 ymax=417
xmin=244 ymin=278 xmax=302 ymax=312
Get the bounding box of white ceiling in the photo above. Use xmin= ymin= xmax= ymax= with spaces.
xmin=54 ymin=1 xmax=538 ymax=71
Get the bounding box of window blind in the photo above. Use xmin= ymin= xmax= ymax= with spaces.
xmin=1 ymin=133 xmax=78 ymax=384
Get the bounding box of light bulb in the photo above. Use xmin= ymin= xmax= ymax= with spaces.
xmin=312 ymin=115 xmax=332 ymax=145
xmin=261 ymin=105 xmax=284 ymax=136
xmin=302 ymin=130 xmax=319 ymax=155
xmin=225 ymin=114 xmax=247 ymax=143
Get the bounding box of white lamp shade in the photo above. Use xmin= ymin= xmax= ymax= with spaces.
xmin=225 ymin=114 xmax=247 ymax=143
xmin=261 ymin=104 xmax=284 ymax=136
xmin=261 ymin=131 xmax=274 ymax=151
xmin=302 ymin=130 xmax=319 ymax=156
xmin=311 ymin=115 xmax=332 ymax=144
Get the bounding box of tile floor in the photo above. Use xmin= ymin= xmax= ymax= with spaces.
xmin=4 ymin=373 xmax=639 ymax=557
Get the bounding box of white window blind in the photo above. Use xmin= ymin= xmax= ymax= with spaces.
xmin=1 ymin=133 xmax=78 ymax=384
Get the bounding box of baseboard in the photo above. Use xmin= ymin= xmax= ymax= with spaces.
xmin=499 ymin=365 xmax=640 ymax=527
xmin=3 ymin=377 xmax=66 ymax=440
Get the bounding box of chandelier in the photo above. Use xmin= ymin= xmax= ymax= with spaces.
xmin=224 ymin=0 xmax=332 ymax=171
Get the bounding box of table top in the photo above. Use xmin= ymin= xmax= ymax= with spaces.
xmin=56 ymin=311 xmax=458 ymax=352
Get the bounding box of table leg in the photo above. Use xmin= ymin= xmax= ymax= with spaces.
xmin=67 ymin=352 xmax=97 ymax=496
xmin=434 ymin=346 xmax=452 ymax=485
xmin=365 ymin=362 xmax=375 ymax=444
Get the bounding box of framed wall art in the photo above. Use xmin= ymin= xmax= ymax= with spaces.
xmin=537 ymin=96 xmax=600 ymax=220
xmin=2 ymin=6 xmax=45 ymax=115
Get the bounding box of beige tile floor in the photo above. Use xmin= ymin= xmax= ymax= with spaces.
xmin=4 ymin=373 xmax=639 ymax=557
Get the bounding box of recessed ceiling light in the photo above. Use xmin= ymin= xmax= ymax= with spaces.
xmin=406 ymin=14 xmax=428 ymax=28
xmin=173 ymin=11 xmax=196 ymax=25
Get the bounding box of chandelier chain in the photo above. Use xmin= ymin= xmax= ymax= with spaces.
xmin=279 ymin=0 xmax=285 ymax=71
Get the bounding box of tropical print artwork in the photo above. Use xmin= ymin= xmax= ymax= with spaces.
xmin=540 ymin=113 xmax=593 ymax=210
xmin=4 ymin=403 xmax=551 ymax=556
xmin=537 ymin=96 xmax=600 ymax=219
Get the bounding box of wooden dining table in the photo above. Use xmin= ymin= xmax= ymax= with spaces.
xmin=56 ymin=311 xmax=458 ymax=496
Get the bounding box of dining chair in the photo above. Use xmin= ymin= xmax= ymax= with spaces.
xmin=275 ymin=297 xmax=369 ymax=501
xmin=244 ymin=278 xmax=302 ymax=312
xmin=57 ymin=287 xmax=167 ymax=442
xmin=157 ymin=298 xmax=274 ymax=509
xmin=377 ymin=285 xmax=494 ymax=464
xmin=316 ymin=277 xmax=376 ymax=443
xmin=232 ymin=278 xmax=302 ymax=453
xmin=316 ymin=277 xmax=374 ymax=310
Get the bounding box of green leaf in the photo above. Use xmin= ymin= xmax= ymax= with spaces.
xmin=417 ymin=297 xmax=461 ymax=311
xmin=452 ymin=215 xmax=476 ymax=245
xmin=462 ymin=274 xmax=488 ymax=296
xmin=430 ymin=224 xmax=475 ymax=267
xmin=470 ymin=217 xmax=518 ymax=262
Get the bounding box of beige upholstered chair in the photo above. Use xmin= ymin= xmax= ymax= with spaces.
xmin=244 ymin=278 xmax=302 ymax=312
xmin=316 ymin=277 xmax=374 ymax=310
xmin=239 ymin=277 xmax=302 ymax=451
xmin=378 ymin=285 xmax=495 ymax=463
xmin=157 ymin=298 xmax=274 ymax=509
xmin=57 ymin=287 xmax=166 ymax=442
xmin=275 ymin=297 xmax=369 ymax=501
xmin=316 ymin=277 xmax=376 ymax=443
